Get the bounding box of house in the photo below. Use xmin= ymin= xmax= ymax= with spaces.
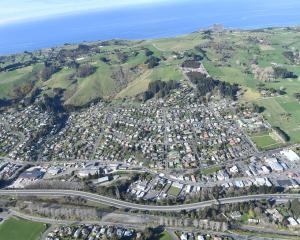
xmin=19 ymin=168 xmax=44 ymax=180
xmin=288 ymin=217 xmax=299 ymax=226
xmin=73 ymin=229 xmax=81 ymax=239
xmin=197 ymin=235 xmax=205 ymax=240
xmin=92 ymin=176 xmax=110 ymax=184
xmin=230 ymin=211 xmax=242 ymax=219
xmin=229 ymin=165 xmax=239 ymax=173
xmin=180 ymin=233 xmax=188 ymax=240
xmin=47 ymin=166 xmax=62 ymax=176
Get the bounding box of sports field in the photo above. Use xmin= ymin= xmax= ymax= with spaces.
xmin=0 ymin=217 xmax=48 ymax=240
xmin=250 ymin=131 xmax=283 ymax=150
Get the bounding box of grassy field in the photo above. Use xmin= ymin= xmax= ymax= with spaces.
xmin=201 ymin=165 xmax=221 ymax=176
xmin=0 ymin=217 xmax=48 ymax=240
xmin=159 ymin=230 xmax=173 ymax=240
xmin=256 ymin=96 xmax=300 ymax=143
xmin=199 ymin=28 xmax=300 ymax=143
xmin=167 ymin=186 xmax=181 ymax=196
xmin=0 ymin=66 xmax=34 ymax=99
xmin=115 ymin=70 xmax=153 ymax=99
xmin=250 ymin=131 xmax=283 ymax=150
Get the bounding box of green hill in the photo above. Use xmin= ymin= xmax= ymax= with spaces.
xmin=1 ymin=27 xmax=300 ymax=141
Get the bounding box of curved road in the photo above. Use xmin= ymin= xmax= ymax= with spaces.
xmin=1 ymin=190 xmax=300 ymax=212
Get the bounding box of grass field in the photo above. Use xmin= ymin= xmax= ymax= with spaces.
xmin=115 ymin=69 xmax=152 ymax=99
xmin=159 ymin=230 xmax=173 ymax=240
xmin=201 ymin=166 xmax=221 ymax=176
xmin=250 ymin=131 xmax=283 ymax=150
xmin=0 ymin=217 xmax=48 ymax=240
xmin=167 ymin=186 xmax=181 ymax=196
xmin=0 ymin=66 xmax=34 ymax=99
xmin=256 ymin=96 xmax=300 ymax=143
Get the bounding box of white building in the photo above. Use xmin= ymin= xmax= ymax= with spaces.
xmin=280 ymin=149 xmax=300 ymax=162
xmin=288 ymin=217 xmax=299 ymax=226
xmin=229 ymin=165 xmax=239 ymax=173
xmin=265 ymin=158 xmax=284 ymax=172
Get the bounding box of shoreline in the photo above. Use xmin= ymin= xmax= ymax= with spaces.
xmin=1 ymin=25 xmax=300 ymax=57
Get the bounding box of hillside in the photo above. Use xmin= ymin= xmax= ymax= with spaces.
xmin=1 ymin=27 xmax=300 ymax=142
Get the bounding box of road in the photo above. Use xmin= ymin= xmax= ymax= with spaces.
xmin=1 ymin=189 xmax=300 ymax=212
xmin=9 ymin=209 xmax=288 ymax=240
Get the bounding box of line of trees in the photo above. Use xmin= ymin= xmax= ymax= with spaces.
xmin=145 ymin=56 xmax=161 ymax=69
xmin=40 ymin=62 xmax=61 ymax=81
xmin=294 ymin=93 xmax=300 ymax=102
xmin=273 ymin=66 xmax=297 ymax=79
xmin=143 ymin=80 xmax=179 ymax=101
xmin=76 ymin=63 xmax=97 ymax=78
xmin=182 ymin=60 xmax=201 ymax=68
xmin=272 ymin=126 xmax=290 ymax=142
xmin=187 ymin=72 xmax=239 ymax=99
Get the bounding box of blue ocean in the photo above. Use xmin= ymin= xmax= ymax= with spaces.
xmin=1 ymin=0 xmax=300 ymax=55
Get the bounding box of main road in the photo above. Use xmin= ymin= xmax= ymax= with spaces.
xmin=1 ymin=189 xmax=299 ymax=212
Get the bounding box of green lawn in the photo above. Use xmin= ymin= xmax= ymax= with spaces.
xmin=167 ymin=186 xmax=181 ymax=196
xmin=0 ymin=66 xmax=34 ymax=99
xmin=159 ymin=230 xmax=173 ymax=240
xmin=149 ymin=65 xmax=183 ymax=82
xmin=256 ymin=96 xmax=300 ymax=143
xmin=250 ymin=132 xmax=283 ymax=150
xmin=201 ymin=166 xmax=221 ymax=176
xmin=0 ymin=217 xmax=48 ymax=240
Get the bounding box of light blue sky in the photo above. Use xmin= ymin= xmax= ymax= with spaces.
xmin=0 ymin=0 xmax=177 ymax=25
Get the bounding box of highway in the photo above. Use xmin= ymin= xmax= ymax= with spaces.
xmin=1 ymin=189 xmax=300 ymax=212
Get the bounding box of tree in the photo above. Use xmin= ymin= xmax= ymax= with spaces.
xmin=145 ymin=56 xmax=161 ymax=69
xmin=143 ymin=80 xmax=179 ymax=101
xmin=290 ymin=199 xmax=300 ymax=218
xmin=41 ymin=64 xmax=61 ymax=81
xmin=273 ymin=66 xmax=297 ymax=79
xmin=252 ymin=103 xmax=265 ymax=113
xmin=182 ymin=60 xmax=201 ymax=68
xmin=76 ymin=64 xmax=96 ymax=78
xmin=145 ymin=49 xmax=154 ymax=57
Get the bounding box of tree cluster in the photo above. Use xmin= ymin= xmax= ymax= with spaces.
xmin=0 ymin=61 xmax=33 ymax=72
xmin=187 ymin=72 xmax=239 ymax=100
xmin=144 ymin=49 xmax=154 ymax=57
xmin=252 ymin=103 xmax=265 ymax=113
xmin=76 ymin=63 xmax=97 ymax=78
xmin=257 ymin=86 xmax=286 ymax=96
xmin=38 ymin=93 xmax=64 ymax=112
xmin=145 ymin=56 xmax=161 ymax=69
xmin=140 ymin=227 xmax=164 ymax=240
xmin=143 ymin=80 xmax=179 ymax=101
xmin=184 ymin=51 xmax=204 ymax=61
xmin=40 ymin=62 xmax=61 ymax=81
xmin=272 ymin=126 xmax=290 ymax=142
xmin=290 ymin=199 xmax=300 ymax=218
xmin=181 ymin=60 xmax=201 ymax=68
xmin=283 ymin=51 xmax=300 ymax=64
xmin=13 ymin=82 xmax=35 ymax=99
xmin=273 ymin=66 xmax=297 ymax=79
xmin=294 ymin=93 xmax=300 ymax=102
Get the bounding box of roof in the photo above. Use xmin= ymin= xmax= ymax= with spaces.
xmin=281 ymin=149 xmax=300 ymax=162
xmin=20 ymin=168 xmax=44 ymax=179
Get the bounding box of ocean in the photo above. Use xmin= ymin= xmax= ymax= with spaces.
xmin=1 ymin=0 xmax=300 ymax=55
